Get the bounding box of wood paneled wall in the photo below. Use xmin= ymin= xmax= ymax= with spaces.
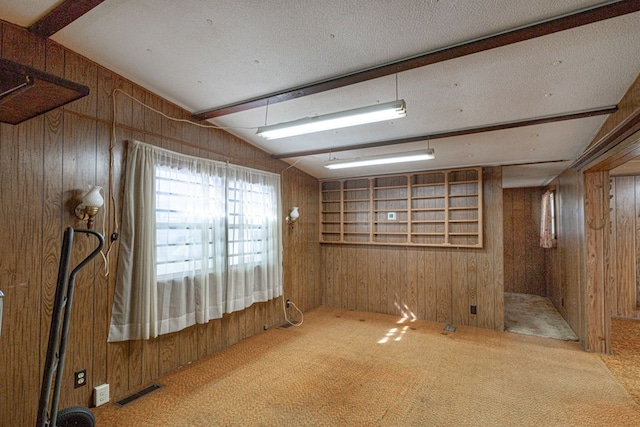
xmin=0 ymin=21 xmax=322 ymax=427
xmin=608 ymin=175 xmax=640 ymax=318
xmin=322 ymin=167 xmax=504 ymax=331
xmin=545 ymin=170 xmax=585 ymax=343
xmin=503 ymin=187 xmax=546 ymax=296
xmin=588 ymin=73 xmax=640 ymax=149
xmin=547 ymin=72 xmax=640 ymax=353
xmin=583 ymin=73 xmax=640 ymax=353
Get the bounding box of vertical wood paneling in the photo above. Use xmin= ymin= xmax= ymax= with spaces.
xmin=614 ymin=176 xmax=635 ymax=316
xmin=503 ymin=189 xmax=514 ymax=292
xmin=1 ymin=30 xmax=47 ymax=427
xmin=545 ymin=70 xmax=640 ymax=353
xmin=379 ymin=247 xmax=391 ymax=314
xmin=356 ymin=248 xmax=368 ymax=311
xmin=489 ymin=167 xmax=504 ymax=331
xmin=322 ymin=167 xmax=503 ymax=330
xmin=503 ymin=187 xmax=546 ymax=296
xmin=63 ymin=114 xmax=98 ymax=408
xmin=406 ymin=248 xmax=419 ymax=319
xmin=607 ymin=178 xmax=619 ymax=317
xmin=343 ymin=246 xmax=352 ymax=309
xmin=0 ymin=95 xmax=46 ymax=426
xmin=92 ymin=120 xmax=111 ymax=394
xmin=424 ymin=248 xmax=437 ymax=321
xmin=546 ymin=169 xmax=585 ymax=342
xmin=105 ymin=71 xmax=134 ymax=400
xmin=636 ymin=177 xmax=640 ymax=310
xmin=512 ymin=190 xmax=526 ymax=287
xmin=584 ymin=171 xmax=608 ymax=353
xmin=468 ymin=247 xmax=478 ymax=327
xmin=608 ymin=175 xmax=640 ymax=318
xmin=391 ymin=247 xmax=406 ymax=316
xmin=323 ymin=246 xmax=334 ymax=307
xmin=451 ymin=248 xmax=468 ymax=325
xmin=1 ymin=23 xmax=323 ymax=426
xmin=158 ymin=333 xmax=179 ymax=376
xmin=367 ymin=246 xmax=380 ymax=313
xmin=38 ymin=37 xmax=66 ymax=417
xmin=346 ymin=246 xmax=357 ymax=310
xmin=435 ymin=250 xmax=452 ymax=323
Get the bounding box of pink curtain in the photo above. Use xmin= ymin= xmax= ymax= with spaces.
xmin=540 ymin=191 xmax=554 ymax=248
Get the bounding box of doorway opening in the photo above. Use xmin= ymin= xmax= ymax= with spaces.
xmin=502 ymin=186 xmax=578 ymax=341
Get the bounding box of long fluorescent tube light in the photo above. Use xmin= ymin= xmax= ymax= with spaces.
xmin=257 ymin=100 xmax=406 ymax=139
xmin=324 ymin=148 xmax=435 ymax=169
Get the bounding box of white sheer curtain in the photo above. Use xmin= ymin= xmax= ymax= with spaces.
xmin=226 ymin=166 xmax=282 ymax=312
xmin=108 ymin=141 xmax=282 ymax=342
xmin=540 ymin=190 xmax=555 ymax=249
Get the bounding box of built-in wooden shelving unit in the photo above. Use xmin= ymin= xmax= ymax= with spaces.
xmin=320 ymin=167 xmax=483 ymax=248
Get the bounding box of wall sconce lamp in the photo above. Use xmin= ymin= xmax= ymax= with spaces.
xmin=74 ymin=185 xmax=104 ymax=229
xmin=286 ymin=207 xmax=300 ymax=228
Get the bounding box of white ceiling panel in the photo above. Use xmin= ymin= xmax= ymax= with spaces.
xmin=1 ymin=0 xmax=638 ymax=187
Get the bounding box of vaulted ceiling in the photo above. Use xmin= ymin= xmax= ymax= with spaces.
xmin=1 ymin=0 xmax=639 ymax=187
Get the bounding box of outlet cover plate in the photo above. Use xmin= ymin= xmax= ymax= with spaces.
xmin=74 ymin=369 xmax=86 ymax=388
xmin=94 ymin=383 xmax=109 ymax=407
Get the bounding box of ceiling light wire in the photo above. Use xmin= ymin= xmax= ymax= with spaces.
xmin=113 ymin=88 xmax=259 ymax=131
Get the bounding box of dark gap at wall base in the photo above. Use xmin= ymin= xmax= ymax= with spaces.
xmin=115 ymin=384 xmax=163 ymax=407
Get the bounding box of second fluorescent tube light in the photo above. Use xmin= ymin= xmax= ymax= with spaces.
xmin=324 ymin=148 xmax=435 ymax=169
xmin=257 ymin=100 xmax=406 ymax=139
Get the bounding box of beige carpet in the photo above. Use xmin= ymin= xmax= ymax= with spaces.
xmin=504 ymin=292 xmax=579 ymax=341
xmin=93 ymin=307 xmax=639 ymax=426
xmin=601 ymin=317 xmax=640 ymax=406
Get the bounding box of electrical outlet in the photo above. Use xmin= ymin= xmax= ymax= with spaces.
xmin=94 ymin=384 xmax=109 ymax=407
xmin=470 ymin=305 xmax=477 ymax=315
xmin=74 ymin=369 xmax=86 ymax=388
xmin=286 ymin=299 xmax=291 ymax=308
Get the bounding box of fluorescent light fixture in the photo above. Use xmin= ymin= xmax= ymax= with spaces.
xmin=257 ymin=100 xmax=406 ymax=139
xmin=324 ymin=148 xmax=435 ymax=169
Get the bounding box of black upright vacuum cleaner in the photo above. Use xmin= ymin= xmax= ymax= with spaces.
xmin=36 ymin=227 xmax=104 ymax=427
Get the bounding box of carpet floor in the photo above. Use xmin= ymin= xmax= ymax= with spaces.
xmin=93 ymin=307 xmax=640 ymax=426
xmin=601 ymin=317 xmax=640 ymax=407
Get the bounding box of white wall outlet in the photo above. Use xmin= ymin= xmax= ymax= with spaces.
xmin=94 ymin=383 xmax=109 ymax=407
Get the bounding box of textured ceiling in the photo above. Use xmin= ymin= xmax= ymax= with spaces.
xmin=1 ymin=0 xmax=639 ymax=187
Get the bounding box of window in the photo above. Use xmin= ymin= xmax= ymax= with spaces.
xmin=227 ymin=179 xmax=275 ymax=267
xmin=108 ymin=141 xmax=282 ymax=342
xmin=540 ymin=190 xmax=556 ymax=248
xmin=155 ymin=166 xmax=225 ymax=278
xmin=549 ymin=190 xmax=556 ymax=240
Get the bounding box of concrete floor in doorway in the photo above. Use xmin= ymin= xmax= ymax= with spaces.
xmin=504 ymin=292 xmax=579 ymax=341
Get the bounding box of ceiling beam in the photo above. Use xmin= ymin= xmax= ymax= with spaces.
xmin=271 ymin=106 xmax=618 ymax=159
xmin=193 ymin=0 xmax=640 ymax=121
xmin=28 ymin=0 xmax=106 ymax=38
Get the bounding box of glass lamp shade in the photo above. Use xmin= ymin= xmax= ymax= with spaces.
xmin=82 ymin=185 xmax=104 ymax=208
xmin=289 ymin=207 xmax=299 ymax=221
